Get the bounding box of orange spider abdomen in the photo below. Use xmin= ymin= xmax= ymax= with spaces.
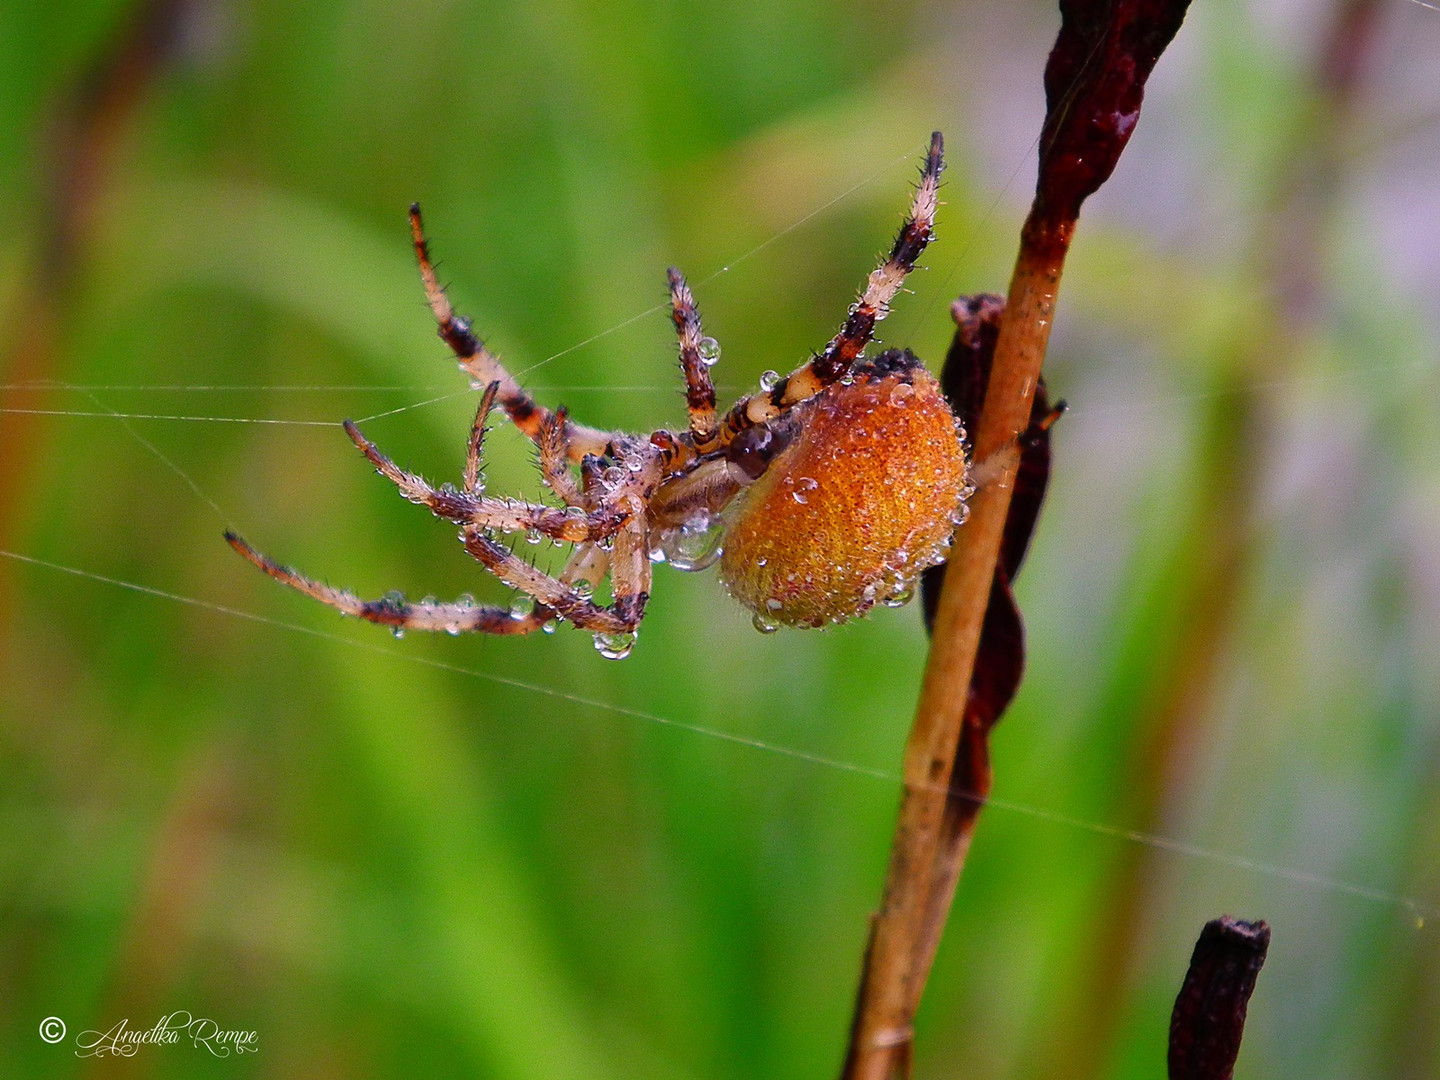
xmin=719 ymin=354 xmax=968 ymax=629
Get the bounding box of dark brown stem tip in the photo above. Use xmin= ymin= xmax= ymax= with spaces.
xmin=1168 ymin=917 xmax=1271 ymax=1080
xmin=1037 ymin=0 xmax=1194 ymax=222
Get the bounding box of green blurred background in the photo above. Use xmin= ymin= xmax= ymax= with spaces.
xmin=2 ymin=0 xmax=1438 ymax=1076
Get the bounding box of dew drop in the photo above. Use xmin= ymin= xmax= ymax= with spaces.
xmin=882 ymin=582 xmax=916 ymax=608
xmin=524 ymin=528 xmax=542 ymax=545
xmin=759 ymin=369 xmax=780 ymax=392
xmin=889 ymin=381 xmax=915 ymax=407
xmin=439 ymin=481 xmax=458 ymax=495
xmin=697 ymin=336 xmax=722 ymax=366
xmin=661 ymin=512 xmax=724 ymax=572
xmin=766 ymin=598 xmax=783 ymax=611
xmin=469 ymin=378 xmax=486 ymax=391
xmin=510 ymin=594 xmax=536 ymax=619
xmin=593 ymin=630 xmax=636 ymax=660
xmin=791 ymin=476 xmax=819 ymax=505
xmin=391 ymin=626 xmax=406 ymax=639
xmin=542 ymin=621 xmax=557 ymax=634
xmin=602 ymin=465 xmax=625 ymax=488
xmin=752 ymin=611 xmax=781 ymax=634
xmin=572 ymin=580 xmax=595 ymax=599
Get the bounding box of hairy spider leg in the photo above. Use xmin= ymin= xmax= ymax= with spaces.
xmin=224 ymin=531 xmax=553 ymax=635
xmin=462 ymin=380 xmax=498 ymax=495
xmin=341 ymin=419 xmax=623 ymax=543
xmin=719 ymin=131 xmax=945 ymax=440
xmin=463 ymin=521 xmax=648 ymax=635
xmin=409 ymin=203 xmax=613 ymax=460
xmin=666 ymin=268 xmax=720 ymax=453
xmin=606 ymin=514 xmax=652 ymax=628
xmin=537 ymin=406 xmax=588 ymax=508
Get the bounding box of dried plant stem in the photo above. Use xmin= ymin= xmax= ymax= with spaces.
xmin=843 ymin=2 xmax=1193 ymax=1071
xmin=843 ymin=220 xmax=1069 ymax=1080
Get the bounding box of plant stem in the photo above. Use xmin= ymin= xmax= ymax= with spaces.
xmin=842 ymin=217 xmax=1069 ymax=1080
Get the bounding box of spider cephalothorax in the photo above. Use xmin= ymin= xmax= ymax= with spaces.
xmin=227 ymin=132 xmax=968 ymax=657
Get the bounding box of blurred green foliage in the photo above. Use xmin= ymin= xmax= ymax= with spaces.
xmin=2 ymin=0 xmax=1438 ymax=1077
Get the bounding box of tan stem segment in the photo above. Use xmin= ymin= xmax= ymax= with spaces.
xmin=842 ymin=214 xmax=1070 ymax=1080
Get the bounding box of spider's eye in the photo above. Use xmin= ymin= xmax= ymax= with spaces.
xmin=726 ymin=416 xmax=798 ymax=482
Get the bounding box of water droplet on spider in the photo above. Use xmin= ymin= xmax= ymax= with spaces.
xmin=593 ymin=630 xmax=636 ymax=660
xmin=524 ymin=527 xmax=542 ymax=545
xmin=509 ymin=594 xmax=536 ymax=619
xmin=697 ymin=336 xmax=722 ymax=366
xmin=790 ymin=477 xmax=819 ymax=505
xmin=542 ymin=620 xmax=557 ymax=635
xmin=439 ymin=481 xmax=457 ymax=495
xmin=889 ymin=382 xmax=915 ymax=407
xmin=648 ymin=535 xmax=669 ymax=564
xmin=572 ymin=579 xmax=595 ymax=599
xmin=951 ymin=502 xmax=971 ymax=527
xmin=469 ymin=378 xmax=486 ymax=390
xmin=839 ymin=371 xmax=855 ymax=386
xmin=752 ymin=611 xmax=781 ymax=634
xmin=602 ymin=465 xmax=626 ymax=488
xmin=882 ymin=582 xmax=916 ymax=608
xmin=662 ymin=512 xmax=724 ymax=572
xmin=759 ymin=369 xmax=780 ymax=392
xmin=457 ymin=592 xmax=476 ymax=609
xmin=391 ymin=626 xmax=406 ymax=639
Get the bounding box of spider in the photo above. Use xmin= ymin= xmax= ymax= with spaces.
xmin=226 ymin=132 xmax=969 ymax=658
